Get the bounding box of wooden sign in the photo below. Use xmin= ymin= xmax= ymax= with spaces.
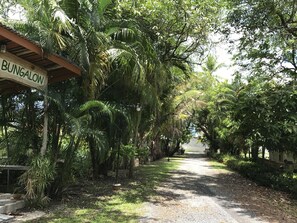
xmin=0 ymin=52 xmax=48 ymax=90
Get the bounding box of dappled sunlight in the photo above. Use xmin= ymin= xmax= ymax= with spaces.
xmin=33 ymin=157 xmax=181 ymax=222
xmin=35 ymin=198 xmax=141 ymax=223
xmin=141 ymin=149 xmax=297 ymax=223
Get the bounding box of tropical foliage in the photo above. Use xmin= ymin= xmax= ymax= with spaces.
xmin=0 ymin=0 xmax=223 ymax=203
xmin=1 ymin=0 xmax=297 ymax=204
xmin=194 ymin=0 xmax=297 ymax=159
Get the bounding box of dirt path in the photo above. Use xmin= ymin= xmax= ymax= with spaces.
xmin=140 ymin=139 xmax=297 ymax=223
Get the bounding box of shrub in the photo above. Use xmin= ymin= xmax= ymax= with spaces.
xmin=211 ymin=154 xmax=297 ymax=197
xmin=19 ymin=156 xmax=55 ymax=207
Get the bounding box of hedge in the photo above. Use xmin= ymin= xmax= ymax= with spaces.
xmin=211 ymin=153 xmax=297 ymax=197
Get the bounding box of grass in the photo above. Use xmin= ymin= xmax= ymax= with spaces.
xmin=30 ymin=157 xmax=181 ymax=223
xmin=209 ymin=160 xmax=228 ymax=171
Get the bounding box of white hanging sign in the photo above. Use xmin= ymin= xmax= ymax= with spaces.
xmin=0 ymin=52 xmax=48 ymax=90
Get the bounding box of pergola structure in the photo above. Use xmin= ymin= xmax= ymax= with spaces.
xmin=0 ymin=22 xmax=81 ymax=94
xmin=0 ymin=22 xmax=81 ymax=157
xmin=0 ymin=23 xmax=81 ymax=201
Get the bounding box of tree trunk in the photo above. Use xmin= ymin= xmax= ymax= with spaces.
xmin=163 ymin=138 xmax=170 ymax=157
xmin=1 ymin=96 xmax=10 ymax=159
xmin=150 ymin=138 xmax=163 ymax=160
xmin=40 ymin=87 xmax=49 ymax=156
xmin=51 ymin=115 xmax=61 ymax=163
xmin=115 ymin=142 xmax=121 ymax=183
xmin=262 ymin=147 xmax=265 ymax=159
xmin=198 ymin=124 xmax=219 ymax=153
xmin=98 ymin=151 xmax=116 ymax=177
xmin=88 ymin=136 xmax=99 ymax=179
xmin=169 ymin=140 xmax=180 ymax=157
xmin=50 ymin=136 xmax=81 ymax=197
xmin=129 ymin=109 xmax=141 ymax=178
xmin=128 ymin=156 xmax=135 ymax=178
xmin=251 ymin=146 xmax=259 ymax=161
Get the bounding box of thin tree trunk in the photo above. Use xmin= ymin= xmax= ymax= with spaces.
xmin=251 ymin=146 xmax=259 ymax=161
xmin=169 ymin=140 xmax=181 ymax=157
xmin=262 ymin=147 xmax=265 ymax=159
xmin=129 ymin=109 xmax=141 ymax=178
xmin=244 ymin=146 xmax=247 ymax=158
xmin=27 ymin=90 xmax=38 ymax=152
xmin=40 ymin=87 xmax=49 ymax=156
xmin=51 ymin=119 xmax=61 ymax=162
xmin=1 ymin=96 xmax=10 ymax=159
xmin=50 ymin=136 xmax=81 ymax=197
xmin=115 ymin=137 xmax=121 ymax=183
xmin=89 ymin=136 xmax=99 ymax=179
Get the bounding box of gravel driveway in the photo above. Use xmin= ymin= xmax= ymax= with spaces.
xmin=140 ymin=139 xmax=297 ymax=223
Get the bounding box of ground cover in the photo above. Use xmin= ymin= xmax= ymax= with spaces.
xmin=209 ymin=154 xmax=297 ymax=221
xmin=27 ymin=157 xmax=181 ymax=223
xmin=210 ymin=154 xmax=297 ymax=198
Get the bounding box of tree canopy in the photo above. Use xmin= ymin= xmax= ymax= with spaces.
xmin=1 ymin=0 xmax=297 ymax=204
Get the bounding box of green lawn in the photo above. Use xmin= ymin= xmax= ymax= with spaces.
xmin=209 ymin=160 xmax=229 ymax=171
xmin=32 ymin=158 xmax=181 ymax=223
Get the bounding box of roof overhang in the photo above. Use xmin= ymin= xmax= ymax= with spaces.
xmin=0 ymin=22 xmax=81 ymax=94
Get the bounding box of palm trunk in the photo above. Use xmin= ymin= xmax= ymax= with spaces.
xmin=129 ymin=109 xmax=141 ymax=178
xmin=115 ymin=138 xmax=121 ymax=183
xmin=1 ymin=96 xmax=10 ymax=159
xmin=40 ymin=87 xmax=49 ymax=156
xmin=50 ymin=135 xmax=81 ymax=197
xmin=89 ymin=136 xmax=99 ymax=179
xmin=51 ymin=119 xmax=61 ymax=162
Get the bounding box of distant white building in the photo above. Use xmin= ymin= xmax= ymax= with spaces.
xmin=269 ymin=150 xmax=297 ymax=169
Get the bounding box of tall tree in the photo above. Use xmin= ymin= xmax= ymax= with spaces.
xmin=225 ymin=0 xmax=297 ymax=80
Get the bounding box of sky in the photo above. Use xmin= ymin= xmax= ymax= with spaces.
xmin=215 ymin=43 xmax=236 ymax=82
xmin=211 ymin=33 xmax=239 ymax=83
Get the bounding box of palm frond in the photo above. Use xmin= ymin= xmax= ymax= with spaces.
xmin=79 ymin=100 xmax=113 ymax=119
xmin=173 ymin=89 xmax=203 ymax=108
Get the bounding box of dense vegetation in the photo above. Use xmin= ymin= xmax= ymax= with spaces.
xmin=195 ymin=0 xmax=297 ymax=160
xmin=0 ymin=0 xmax=296 ymax=205
xmin=212 ymin=153 xmax=297 ymax=198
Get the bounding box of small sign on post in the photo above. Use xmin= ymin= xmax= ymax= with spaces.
xmin=0 ymin=52 xmax=48 ymax=90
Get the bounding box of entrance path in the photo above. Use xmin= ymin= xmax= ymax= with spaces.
xmin=140 ymin=139 xmax=297 ymax=223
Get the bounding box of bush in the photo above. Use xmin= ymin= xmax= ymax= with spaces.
xmin=19 ymin=156 xmax=55 ymax=207
xmin=211 ymin=153 xmax=297 ymax=197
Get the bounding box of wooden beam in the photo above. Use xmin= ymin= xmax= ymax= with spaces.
xmin=0 ymin=26 xmax=43 ymax=56
xmin=48 ymin=69 xmax=73 ymax=83
xmin=0 ymin=23 xmax=81 ymax=92
xmin=47 ymin=54 xmax=81 ymax=76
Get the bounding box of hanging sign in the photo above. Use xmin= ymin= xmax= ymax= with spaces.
xmin=0 ymin=52 xmax=48 ymax=90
